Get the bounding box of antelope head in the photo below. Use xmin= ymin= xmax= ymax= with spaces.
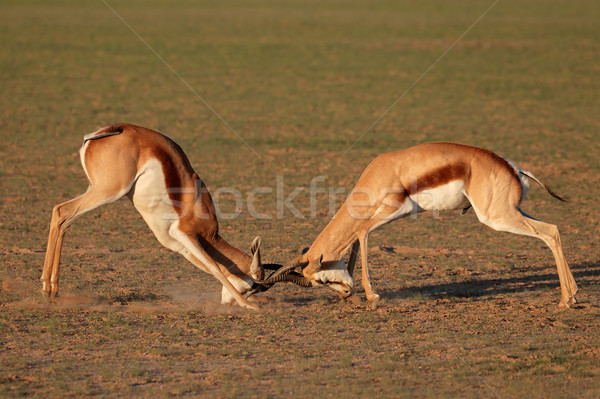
xmin=221 ymin=236 xmax=312 ymax=304
xmin=301 ymin=254 xmax=354 ymax=298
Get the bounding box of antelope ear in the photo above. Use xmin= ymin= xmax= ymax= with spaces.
xmin=250 ymin=236 xmax=263 ymax=278
xmin=303 ymin=254 xmax=323 ymax=273
xmin=310 ymin=254 xmax=323 ymax=271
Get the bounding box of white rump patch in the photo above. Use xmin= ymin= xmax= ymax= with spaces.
xmin=79 ymin=140 xmax=92 ymax=182
xmin=503 ymin=157 xmax=530 ymax=203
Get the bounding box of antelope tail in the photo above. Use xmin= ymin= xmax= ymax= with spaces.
xmin=83 ymin=124 xmax=125 ymax=142
xmin=520 ymin=171 xmax=567 ymax=202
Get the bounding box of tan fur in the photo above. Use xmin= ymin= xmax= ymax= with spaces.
xmin=41 ymin=124 xmax=261 ymax=310
xmin=300 ymin=142 xmax=577 ymax=309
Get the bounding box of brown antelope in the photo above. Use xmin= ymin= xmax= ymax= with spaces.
xmin=41 ymin=124 xmax=302 ymax=310
xmin=295 ymin=142 xmax=578 ymax=309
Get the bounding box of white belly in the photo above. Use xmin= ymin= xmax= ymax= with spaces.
xmin=410 ymin=180 xmax=471 ymax=211
xmin=130 ymin=159 xmax=184 ymax=252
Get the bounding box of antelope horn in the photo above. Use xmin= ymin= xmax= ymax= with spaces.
xmin=249 ymin=260 xmax=309 ymax=288
xmin=244 ymin=270 xmax=312 ymax=298
xmin=261 ymin=261 xmax=307 ymax=282
xmin=263 ymin=271 xmax=312 ymax=287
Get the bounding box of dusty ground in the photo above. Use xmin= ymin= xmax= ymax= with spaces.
xmin=1 ymin=0 xmax=599 ymax=397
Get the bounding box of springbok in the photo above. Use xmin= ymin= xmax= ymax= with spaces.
xmin=41 ymin=123 xmax=301 ymax=310
xmin=293 ymin=142 xmax=578 ymax=309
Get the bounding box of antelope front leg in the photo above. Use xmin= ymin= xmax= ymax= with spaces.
xmin=170 ymin=225 xmax=260 ymax=311
xmin=340 ymin=242 xmax=361 ymax=304
xmin=347 ymin=240 xmax=359 ymax=277
xmin=358 ymin=233 xmax=380 ymax=308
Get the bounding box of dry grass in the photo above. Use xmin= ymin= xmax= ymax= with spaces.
xmin=1 ymin=0 xmax=599 ymax=397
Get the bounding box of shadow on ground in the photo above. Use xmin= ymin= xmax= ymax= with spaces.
xmin=379 ymin=261 xmax=600 ymax=302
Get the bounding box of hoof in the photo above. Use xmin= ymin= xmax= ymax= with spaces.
xmin=244 ymin=302 xmax=261 ymax=311
xmin=558 ymin=301 xmax=570 ymax=310
xmin=568 ymin=295 xmax=577 ymax=305
xmin=41 ymin=290 xmax=56 ymax=304
xmin=368 ymin=295 xmax=381 ymax=310
xmin=41 ymin=290 xmax=51 ymax=303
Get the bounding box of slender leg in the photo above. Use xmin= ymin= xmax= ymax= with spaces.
xmin=340 ymin=240 xmax=362 ymax=303
xmin=347 ymin=240 xmax=359 ymax=277
xmin=42 ymin=205 xmax=63 ymax=298
xmin=354 ymin=197 xmax=412 ymax=307
xmin=170 ymin=225 xmax=260 ymax=311
xmin=473 ymin=208 xmax=577 ymax=308
xmin=42 ymin=188 xmax=121 ymax=299
xmin=358 ymin=232 xmax=380 ymax=308
xmin=525 ymin=219 xmax=578 ymax=307
xmin=551 ymin=227 xmax=578 ymax=303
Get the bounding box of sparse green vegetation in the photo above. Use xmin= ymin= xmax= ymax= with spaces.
xmin=1 ymin=0 xmax=599 ymax=397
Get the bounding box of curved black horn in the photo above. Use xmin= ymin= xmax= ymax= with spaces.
xmin=250 ymin=260 xmax=309 ymax=287
xmin=263 ymin=261 xmax=307 ymax=281
xmin=245 ymin=270 xmax=312 ymax=299
xmin=263 ymin=271 xmax=312 ymax=287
